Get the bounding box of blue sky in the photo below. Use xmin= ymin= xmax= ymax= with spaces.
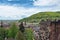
xmin=0 ymin=0 xmax=60 ymax=20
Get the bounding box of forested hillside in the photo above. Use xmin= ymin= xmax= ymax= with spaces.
xmin=19 ymin=12 xmax=60 ymax=23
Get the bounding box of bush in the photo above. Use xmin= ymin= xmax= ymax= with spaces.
xmin=15 ymin=31 xmax=26 ymax=40
xmin=24 ymin=28 xmax=34 ymax=40
xmin=0 ymin=27 xmax=6 ymax=40
xmin=8 ymin=23 xmax=19 ymax=38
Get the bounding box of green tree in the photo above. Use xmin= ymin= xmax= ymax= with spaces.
xmin=5 ymin=29 xmax=9 ymax=38
xmin=19 ymin=22 xmax=25 ymax=33
xmin=24 ymin=28 xmax=34 ymax=40
xmin=15 ymin=31 xmax=26 ymax=40
xmin=0 ymin=27 xmax=6 ymax=40
xmin=8 ymin=23 xmax=18 ymax=38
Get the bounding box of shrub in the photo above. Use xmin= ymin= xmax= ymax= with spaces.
xmin=8 ymin=23 xmax=19 ymax=38
xmin=15 ymin=31 xmax=26 ymax=40
xmin=0 ymin=27 xmax=6 ymax=40
xmin=24 ymin=28 xmax=34 ymax=40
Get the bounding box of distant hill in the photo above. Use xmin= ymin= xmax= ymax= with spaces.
xmin=19 ymin=12 xmax=60 ymax=23
xmin=0 ymin=20 xmax=18 ymax=24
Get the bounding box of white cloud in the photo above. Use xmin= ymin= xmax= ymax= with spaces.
xmin=33 ymin=0 xmax=59 ymax=6
xmin=0 ymin=4 xmax=60 ymax=20
xmin=0 ymin=5 xmax=41 ymax=20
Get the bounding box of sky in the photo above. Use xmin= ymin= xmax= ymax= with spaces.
xmin=0 ymin=0 xmax=60 ymax=20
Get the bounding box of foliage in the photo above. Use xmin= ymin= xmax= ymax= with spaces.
xmin=8 ymin=23 xmax=19 ymax=38
xmin=24 ymin=28 xmax=34 ymax=40
xmin=15 ymin=31 xmax=26 ymax=40
xmin=19 ymin=12 xmax=60 ymax=23
xmin=0 ymin=27 xmax=6 ymax=40
xmin=19 ymin=22 xmax=25 ymax=33
xmin=5 ymin=29 xmax=10 ymax=38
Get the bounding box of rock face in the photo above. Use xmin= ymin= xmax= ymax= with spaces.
xmin=50 ymin=20 xmax=60 ymax=40
xmin=39 ymin=19 xmax=60 ymax=40
xmin=39 ymin=19 xmax=50 ymax=40
xmin=4 ymin=19 xmax=60 ymax=40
